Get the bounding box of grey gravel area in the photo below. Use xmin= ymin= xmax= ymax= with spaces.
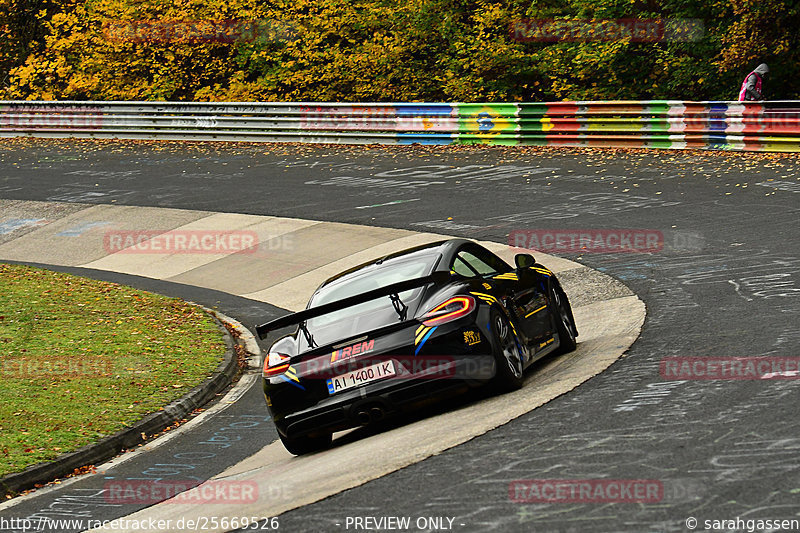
xmin=0 ymin=200 xmax=88 ymax=245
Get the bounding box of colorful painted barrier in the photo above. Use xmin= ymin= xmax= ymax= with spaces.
xmin=1 ymin=100 xmax=798 ymax=151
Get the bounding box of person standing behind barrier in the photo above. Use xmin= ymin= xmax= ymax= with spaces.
xmin=738 ymin=63 xmax=769 ymax=101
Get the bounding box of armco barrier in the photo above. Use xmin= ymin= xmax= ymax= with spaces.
xmin=1 ymin=100 xmax=799 ymax=151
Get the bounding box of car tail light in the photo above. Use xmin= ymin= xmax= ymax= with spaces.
xmin=421 ymin=296 xmax=476 ymax=327
xmin=263 ymin=352 xmax=291 ymax=377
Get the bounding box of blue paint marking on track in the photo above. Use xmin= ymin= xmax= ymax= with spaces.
xmin=0 ymin=218 xmax=47 ymax=235
xmin=56 ymin=221 xmax=111 ymax=237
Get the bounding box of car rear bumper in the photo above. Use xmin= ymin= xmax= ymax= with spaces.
xmin=270 ymin=354 xmax=496 ymax=439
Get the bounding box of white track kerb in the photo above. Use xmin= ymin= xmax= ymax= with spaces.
xmin=0 ymin=199 xmax=644 ymax=533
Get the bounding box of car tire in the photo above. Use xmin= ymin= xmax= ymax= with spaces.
xmin=279 ymin=431 xmax=332 ymax=456
xmin=550 ymin=285 xmax=577 ymax=354
xmin=490 ymin=310 xmax=524 ymax=392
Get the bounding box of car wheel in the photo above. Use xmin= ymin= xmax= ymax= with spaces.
xmin=279 ymin=431 xmax=332 ymax=456
xmin=550 ymin=285 xmax=577 ymax=354
xmin=490 ymin=310 xmax=524 ymax=392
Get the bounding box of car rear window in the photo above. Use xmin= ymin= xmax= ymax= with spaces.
xmin=305 ymin=253 xmax=439 ymax=344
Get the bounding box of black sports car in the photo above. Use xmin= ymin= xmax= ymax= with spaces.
xmin=256 ymin=239 xmax=578 ymax=455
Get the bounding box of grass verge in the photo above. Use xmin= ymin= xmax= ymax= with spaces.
xmin=0 ymin=263 xmax=226 ymax=478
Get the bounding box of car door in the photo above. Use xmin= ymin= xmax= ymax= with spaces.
xmin=449 ymin=245 xmax=547 ymax=349
xmin=511 ymin=263 xmax=551 ymax=351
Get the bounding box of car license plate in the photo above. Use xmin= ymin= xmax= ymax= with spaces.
xmin=326 ymin=360 xmax=396 ymax=395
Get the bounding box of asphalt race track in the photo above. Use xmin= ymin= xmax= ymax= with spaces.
xmin=1 ymin=139 xmax=799 ymax=532
xmin=0 ymin=197 xmax=642 ymax=533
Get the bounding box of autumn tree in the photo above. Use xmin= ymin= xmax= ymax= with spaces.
xmin=1 ymin=0 xmax=797 ymax=101
xmin=0 ymin=0 xmax=77 ymax=92
xmin=714 ymin=0 xmax=800 ymax=100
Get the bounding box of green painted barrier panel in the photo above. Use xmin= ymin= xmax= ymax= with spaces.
xmin=456 ymin=104 xmax=519 ymax=136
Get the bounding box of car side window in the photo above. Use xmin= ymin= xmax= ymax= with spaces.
xmin=452 ymin=250 xmax=501 ymax=278
xmin=452 ymin=256 xmax=477 ymax=277
xmin=461 ymin=252 xmax=496 ymax=276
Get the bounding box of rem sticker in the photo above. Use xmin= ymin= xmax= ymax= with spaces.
xmin=483 ymin=282 xmax=492 ymax=290
xmin=493 ymin=272 xmax=519 ymax=281
xmin=463 ymin=330 xmax=481 ymax=346
xmin=331 ymin=339 xmax=375 ymax=363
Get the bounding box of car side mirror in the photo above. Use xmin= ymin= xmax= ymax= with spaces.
xmin=515 ymin=253 xmax=535 ymax=269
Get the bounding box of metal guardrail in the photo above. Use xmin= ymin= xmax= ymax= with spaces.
xmin=1 ymin=100 xmax=799 ymax=151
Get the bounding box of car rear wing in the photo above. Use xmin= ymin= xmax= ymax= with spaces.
xmin=255 ymin=270 xmax=450 ymax=339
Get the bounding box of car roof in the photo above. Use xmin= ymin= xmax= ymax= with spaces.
xmin=318 ymin=238 xmax=473 ymax=289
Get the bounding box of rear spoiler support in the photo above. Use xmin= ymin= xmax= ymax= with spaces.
xmin=255 ymin=270 xmax=450 ymax=339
